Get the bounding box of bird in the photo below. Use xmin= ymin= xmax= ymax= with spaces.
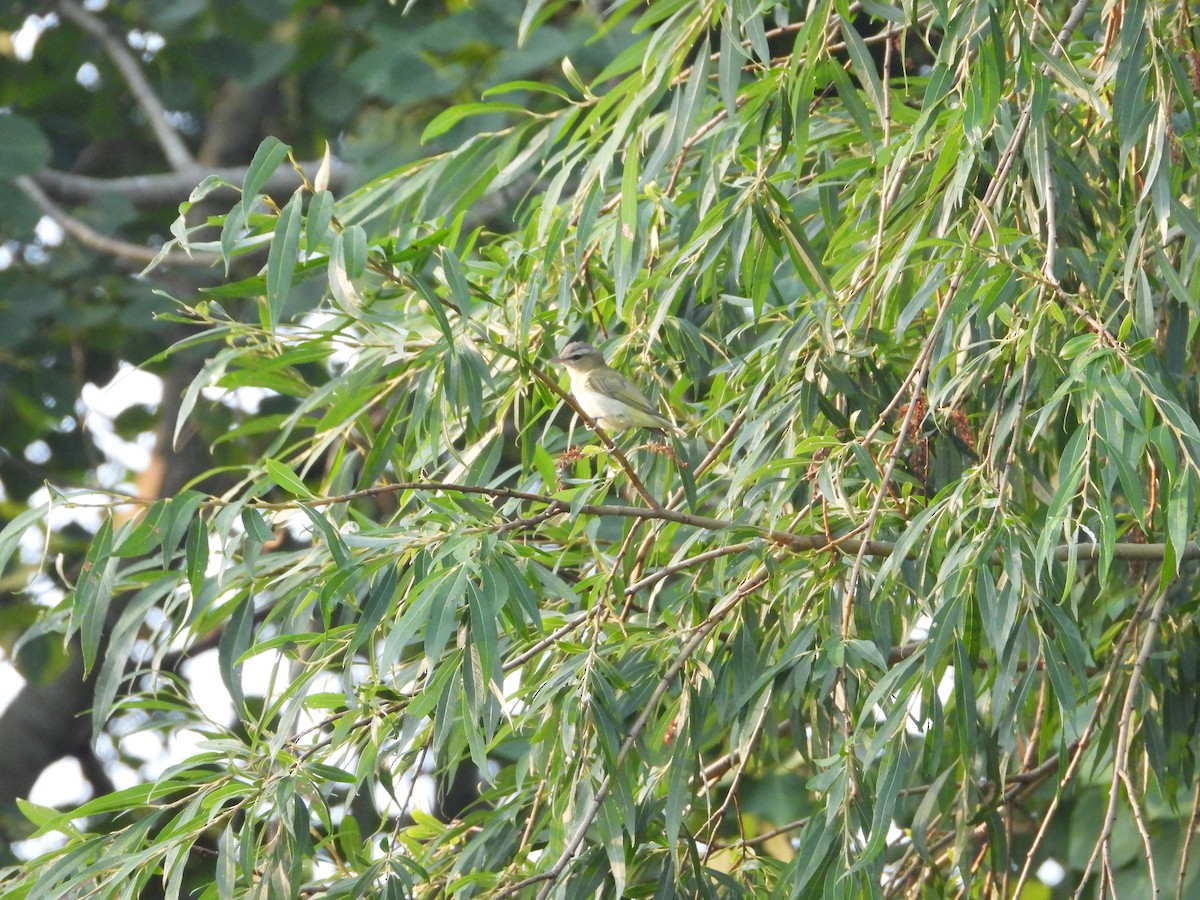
xmin=549 ymin=341 xmax=684 ymax=436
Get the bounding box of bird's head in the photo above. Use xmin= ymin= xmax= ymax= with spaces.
xmin=549 ymin=341 xmax=607 ymax=373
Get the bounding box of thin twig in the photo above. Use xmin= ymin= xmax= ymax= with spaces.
xmin=626 ymin=409 xmax=749 ymax=584
xmin=1074 ymin=585 xmax=1171 ymax=899
xmin=700 ymin=695 xmax=771 ymax=858
xmin=624 ymin=541 xmax=755 ymax=597
xmin=502 ymin=608 xmax=593 ymax=672
xmin=1175 ymin=778 xmax=1200 ymax=900
xmin=1118 ymin=767 xmax=1157 ymax=898
xmin=1010 ymin=581 xmax=1158 ymax=895
xmin=841 ymin=0 xmax=1096 ymax=671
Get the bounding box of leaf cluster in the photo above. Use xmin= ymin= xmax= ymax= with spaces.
xmin=6 ymin=0 xmax=1200 ymax=897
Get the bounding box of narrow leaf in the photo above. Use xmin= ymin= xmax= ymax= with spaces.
xmin=265 ymin=192 xmax=303 ymax=329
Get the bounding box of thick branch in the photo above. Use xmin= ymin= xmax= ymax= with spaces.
xmin=32 ymin=160 xmax=353 ymax=210
xmin=56 ymin=0 xmax=196 ymax=173
xmin=15 ymin=175 xmax=218 ymax=268
xmin=0 ymin=647 xmax=96 ymax=842
xmin=77 ymin=479 xmax=1200 ymax=563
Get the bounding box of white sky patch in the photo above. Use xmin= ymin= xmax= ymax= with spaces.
xmin=17 ymin=573 xmax=63 ymax=608
xmin=11 ymin=14 xmax=57 ymax=61
xmin=297 ymin=312 xmax=363 ymax=369
xmin=27 ymin=486 xmax=107 ymax=535
xmin=126 ymin=29 xmax=165 ymax=60
xmin=0 ymin=650 xmax=27 ymax=719
xmin=34 ymin=216 xmax=64 ymax=248
xmin=79 ymin=363 xmax=163 ymax=474
xmin=106 ymin=645 xmax=296 ymax=788
xmin=82 ymin=363 xmax=163 ymax=418
xmin=200 ymin=385 xmax=275 ymax=415
xmin=30 ymin=757 xmax=93 ymax=808
xmin=1037 ymin=858 xmax=1065 ymax=886
xmin=105 ymin=724 xmax=221 ymax=789
xmin=7 ymin=756 xmax=91 ymax=860
xmin=181 ymin=649 xmax=236 ymax=726
xmin=180 ymin=646 xmax=295 ymax=729
xmin=938 ymin=667 xmax=954 ymax=704
xmin=374 ymin=766 xmax=437 ymax=820
xmin=76 ymin=61 xmax=101 ymax=90
xmin=21 ymin=244 xmax=49 ymax=266
xmin=24 ymin=440 xmax=51 ymax=465
xmin=907 ymin=614 xmax=932 ymax=642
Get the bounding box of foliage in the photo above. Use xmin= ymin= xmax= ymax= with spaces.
xmin=4 ymin=0 xmax=1200 ymax=897
xmin=0 ymin=0 xmax=618 ymax=501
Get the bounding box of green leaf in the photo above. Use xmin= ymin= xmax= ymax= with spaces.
xmin=0 ymin=501 xmax=51 ymax=575
xmin=114 ymin=499 xmax=170 ymax=558
xmin=93 ymin=575 xmax=178 ymax=742
xmin=297 ymin=504 xmax=350 ymax=568
xmin=441 ymin=248 xmax=473 ymax=313
xmin=482 ymin=80 xmax=569 ymax=101
xmin=718 ymin=18 xmax=742 ymax=117
xmin=241 ymin=507 xmax=275 ymax=544
xmin=837 ymin=11 xmax=885 ymax=117
xmin=218 ymin=594 xmax=255 ymax=717
xmin=329 ymin=227 xmax=367 ymax=311
xmin=161 ymin=491 xmax=208 ymax=568
xmin=421 ymin=102 xmax=532 ymax=143
xmin=265 ymin=458 xmax=314 ymax=498
xmin=846 ymin=740 xmax=904 ymax=874
xmin=74 ymin=518 xmax=117 ymax=676
xmin=16 ymin=798 xmax=72 ymax=836
xmin=240 ymin=137 xmax=291 ymax=217
xmin=305 ymin=189 xmax=336 ymax=251
xmin=216 ymin=824 xmax=237 ymax=898
xmin=265 ymin=192 xmax=303 ymax=329
xmin=425 ymin=566 xmax=467 ymax=664
xmin=342 ymin=224 xmax=367 ymax=278
xmin=349 ymin=566 xmax=398 ymax=656
xmin=185 ymin=516 xmax=210 ymax=599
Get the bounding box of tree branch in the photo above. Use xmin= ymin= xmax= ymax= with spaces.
xmin=32 ymin=160 xmax=354 ymax=209
xmin=73 ymin=479 xmax=1200 ymax=562
xmin=1075 ymin=581 xmax=1172 ymax=899
xmin=15 ymin=175 xmax=219 ymax=267
xmin=56 ymin=0 xmax=196 ymax=173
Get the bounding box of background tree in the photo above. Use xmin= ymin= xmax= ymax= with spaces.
xmin=3 ymin=0 xmax=1200 ymax=897
xmin=0 ymin=0 xmax=619 ymax=873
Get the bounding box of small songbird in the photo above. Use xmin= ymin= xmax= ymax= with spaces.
xmin=549 ymin=341 xmax=684 ymax=436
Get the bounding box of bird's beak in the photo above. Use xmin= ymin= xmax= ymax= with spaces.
xmin=548 ymin=354 xmax=565 ymax=365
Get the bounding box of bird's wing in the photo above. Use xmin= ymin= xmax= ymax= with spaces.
xmin=586 ymin=369 xmax=668 ymax=420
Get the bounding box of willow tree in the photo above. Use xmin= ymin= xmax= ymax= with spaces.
xmin=4 ymin=0 xmax=1200 ymax=896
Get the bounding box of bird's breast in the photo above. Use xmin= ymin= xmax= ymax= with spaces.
xmin=571 ymin=386 xmax=636 ymax=421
